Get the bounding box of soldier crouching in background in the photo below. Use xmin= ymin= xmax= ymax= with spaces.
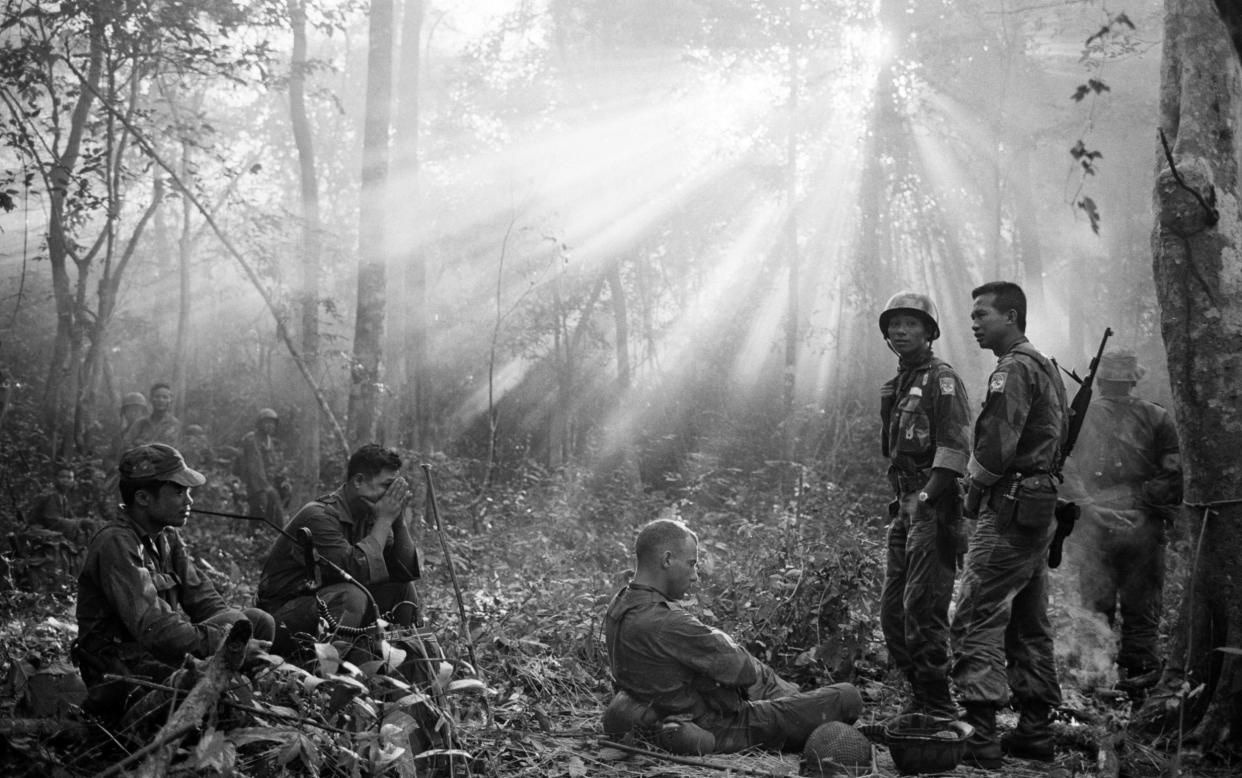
xmin=601 ymin=519 xmax=862 ymax=754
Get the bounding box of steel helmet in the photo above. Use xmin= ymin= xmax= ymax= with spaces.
xmin=257 ymin=407 xmax=279 ymax=422
xmin=878 ymin=291 xmax=940 ymax=341
xmin=121 ymin=391 xmax=148 ymax=411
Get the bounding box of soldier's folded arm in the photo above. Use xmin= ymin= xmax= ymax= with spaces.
xmin=659 ymin=610 xmax=758 ymax=689
xmin=93 ymin=532 xmax=223 ymax=661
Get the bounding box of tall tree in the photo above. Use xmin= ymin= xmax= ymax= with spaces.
xmin=1147 ymin=0 xmax=1242 ymax=750
xmin=348 ymin=0 xmax=395 ymax=444
xmin=394 ymin=0 xmax=427 ymax=451
xmin=289 ymin=0 xmax=323 ymax=489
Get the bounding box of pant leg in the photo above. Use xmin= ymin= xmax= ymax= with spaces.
xmin=370 ymin=581 xmax=420 ymax=626
xmin=880 ymin=506 xmax=913 ymax=676
xmin=951 ymin=504 xmax=1057 ymax=706
xmin=1115 ymin=520 xmax=1165 ymax=673
xmin=708 ymin=683 xmax=863 ymax=753
xmin=745 ymin=656 xmax=800 ymax=700
xmin=1003 ymin=552 xmax=1061 ymax=709
xmin=904 ymin=499 xmax=955 ymax=686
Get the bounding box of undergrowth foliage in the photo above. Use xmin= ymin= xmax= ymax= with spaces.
xmin=0 ymin=452 xmax=893 ymax=776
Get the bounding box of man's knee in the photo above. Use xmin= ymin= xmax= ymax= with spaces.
xmin=320 ymin=583 xmax=371 ymax=628
xmin=816 ymin=682 xmax=863 ymax=724
xmin=243 ymin=607 xmax=276 ymax=642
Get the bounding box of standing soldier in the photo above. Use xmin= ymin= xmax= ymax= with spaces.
xmin=113 ymin=392 xmax=149 ymax=464
xmin=877 ymin=291 xmax=971 ymax=718
xmin=1063 ymin=348 xmax=1181 ymax=693
xmin=132 ymin=382 xmax=182 ymax=447
xmin=240 ymin=408 xmax=291 ymax=527
xmin=953 ymin=281 xmax=1068 ymax=767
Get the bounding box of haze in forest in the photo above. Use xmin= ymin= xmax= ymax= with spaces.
xmin=0 ymin=0 xmax=1168 ymax=479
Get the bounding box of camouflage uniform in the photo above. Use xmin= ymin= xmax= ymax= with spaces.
xmin=952 ymin=339 xmax=1068 ymax=712
xmin=132 ymin=413 xmax=183 ymax=447
xmin=1065 ymin=392 xmax=1180 ymax=677
xmin=604 ymin=584 xmax=862 ymax=753
xmin=879 ymin=353 xmax=971 ymax=712
xmin=241 ymin=426 xmax=290 ymax=526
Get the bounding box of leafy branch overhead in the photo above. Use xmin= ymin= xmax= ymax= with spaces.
xmin=1072 ymin=79 xmax=1111 ymax=102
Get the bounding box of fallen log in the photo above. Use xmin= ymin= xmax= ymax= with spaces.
xmin=132 ymin=619 xmax=252 ymax=778
xmin=0 ymin=717 xmax=94 ymax=740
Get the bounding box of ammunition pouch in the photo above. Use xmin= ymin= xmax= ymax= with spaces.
xmin=994 ymin=475 xmax=1057 ymax=531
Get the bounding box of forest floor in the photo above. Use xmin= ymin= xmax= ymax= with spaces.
xmin=0 ymin=467 xmax=1236 ymax=777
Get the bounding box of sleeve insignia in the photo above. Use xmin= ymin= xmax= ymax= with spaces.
xmin=939 ymin=377 xmax=956 ymax=395
xmin=988 ymin=372 xmax=1007 ymax=393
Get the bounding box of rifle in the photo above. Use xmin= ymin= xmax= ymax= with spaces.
xmin=1048 ymin=327 xmax=1113 ymax=568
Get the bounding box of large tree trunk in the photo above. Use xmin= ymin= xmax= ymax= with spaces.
xmin=348 ymin=0 xmax=395 ymax=444
xmin=1148 ymin=0 xmax=1242 ymax=750
xmin=289 ymin=0 xmax=322 ymax=490
xmin=395 ymin=0 xmax=427 ymax=451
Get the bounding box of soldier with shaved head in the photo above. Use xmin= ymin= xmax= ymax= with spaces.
xmin=602 ymin=519 xmax=862 ymax=755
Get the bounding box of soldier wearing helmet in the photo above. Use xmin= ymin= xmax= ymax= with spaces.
xmin=110 ymin=392 xmax=150 ymax=466
xmin=240 ymin=408 xmax=291 ymax=526
xmin=877 ymin=290 xmax=972 ymax=720
xmin=1061 ymin=348 xmax=1181 ymax=694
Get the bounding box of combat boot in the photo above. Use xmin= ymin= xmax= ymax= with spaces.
xmin=1001 ymin=700 xmax=1055 ymax=762
xmin=960 ymin=702 xmax=1003 ymax=769
xmin=601 ymin=690 xmax=658 ymax=738
xmin=912 ymin=678 xmax=957 ymax=719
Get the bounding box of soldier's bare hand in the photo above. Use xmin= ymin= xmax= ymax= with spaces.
xmin=374 ymin=476 xmax=411 ymax=525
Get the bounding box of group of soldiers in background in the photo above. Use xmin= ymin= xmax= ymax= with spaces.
xmin=10 ymin=385 xmax=293 ymax=587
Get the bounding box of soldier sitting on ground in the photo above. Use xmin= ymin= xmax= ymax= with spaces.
xmin=18 ymin=462 xmax=104 ymax=583
xmin=256 ymin=444 xmax=420 ymax=656
xmin=73 ymin=444 xmax=274 ymax=723
xmin=602 ymin=519 xmax=863 ymax=754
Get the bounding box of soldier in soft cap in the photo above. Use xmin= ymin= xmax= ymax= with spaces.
xmin=1062 ymin=348 xmax=1182 ymax=693
xmin=74 ymin=444 xmax=274 ymax=721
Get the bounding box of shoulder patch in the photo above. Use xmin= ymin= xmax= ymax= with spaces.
xmin=939 ymin=377 xmax=956 ymax=395
xmin=989 ymin=373 xmax=1007 ymax=393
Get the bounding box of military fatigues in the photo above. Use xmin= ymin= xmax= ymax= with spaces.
xmin=257 ymin=488 xmax=421 ymax=653
xmin=75 ymin=515 xmax=274 ymax=719
xmin=1066 ymin=395 xmax=1181 ymax=676
xmin=240 ymin=429 xmax=290 ymax=526
xmin=879 ymin=354 xmax=971 ymax=710
xmin=604 ymin=584 xmax=861 ymax=753
xmin=952 ymin=339 xmax=1068 ymax=711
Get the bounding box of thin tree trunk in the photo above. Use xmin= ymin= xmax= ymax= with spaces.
xmin=289 ymin=0 xmax=322 ymax=490
xmin=171 ymin=141 xmax=192 ymax=406
xmin=348 ymin=0 xmax=395 ymax=444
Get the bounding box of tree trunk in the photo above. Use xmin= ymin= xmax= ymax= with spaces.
xmin=348 ymin=0 xmax=395 ymax=445
xmin=1148 ymin=0 xmax=1242 ymax=750
xmin=171 ymin=141 xmax=192 ymax=407
xmin=395 ymin=0 xmax=427 ymax=451
xmin=43 ymin=14 xmax=104 ymax=453
xmin=289 ymin=0 xmax=322 ymax=491
xmin=782 ymin=0 xmax=800 ymax=447
xmin=608 ymin=263 xmax=630 ymax=391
